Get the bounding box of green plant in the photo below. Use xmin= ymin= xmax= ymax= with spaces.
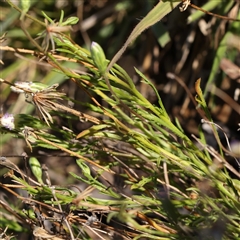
xmin=1 ymin=1 xmax=239 ymax=239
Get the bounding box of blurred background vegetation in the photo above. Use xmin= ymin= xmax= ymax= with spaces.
xmin=2 ymin=0 xmax=239 ymax=134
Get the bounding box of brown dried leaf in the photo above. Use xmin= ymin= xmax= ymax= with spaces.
xmin=220 ymin=58 xmax=240 ymax=80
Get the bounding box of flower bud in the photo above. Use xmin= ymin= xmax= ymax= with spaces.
xmin=29 ymin=157 xmax=43 ymax=184
xmin=90 ymin=42 xmax=107 ymax=76
xmin=0 ymin=113 xmax=15 ymax=130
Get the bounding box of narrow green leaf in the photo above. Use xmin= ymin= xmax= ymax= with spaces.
xmin=62 ymin=17 xmax=79 ymax=26
xmin=106 ymin=0 xmax=181 ymax=73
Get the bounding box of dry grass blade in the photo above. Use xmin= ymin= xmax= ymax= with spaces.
xmin=190 ymin=2 xmax=240 ymax=21
xmin=30 ymin=86 xmax=65 ymax=126
xmin=33 ymin=226 xmax=64 ymax=240
xmin=52 ymin=103 xmax=101 ymax=125
xmin=220 ymin=58 xmax=240 ymax=80
xmin=29 ymin=84 xmax=100 ymax=126
xmin=0 ymin=157 xmax=25 ymax=180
